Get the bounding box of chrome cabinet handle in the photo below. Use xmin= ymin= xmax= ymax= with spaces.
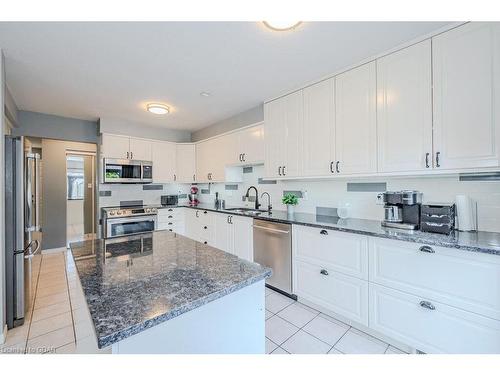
xmin=195 ymin=211 xmax=199 ymax=218
xmin=330 ymin=161 xmax=334 ymax=174
xmin=229 ymin=216 xmax=233 ymax=224
xmin=419 ymin=301 xmax=436 ymax=310
xmin=126 ymin=151 xmax=130 ymax=159
xmin=252 ymin=225 xmax=290 ymax=234
xmin=174 ymin=174 xmax=176 ymax=181
xmin=131 ymin=152 xmax=133 ymax=159
xmin=203 ymin=226 xmax=207 ymax=229
xmin=278 ymin=166 xmax=282 ymax=176
xmin=320 ymin=229 xmax=328 ymax=235
xmin=336 ymin=161 xmax=340 ymax=173
xmin=425 ymin=153 xmax=430 ymax=168
xmin=203 ymin=211 xmax=207 ymax=214
xmin=436 ymin=152 xmax=441 ymax=168
xmin=239 ymin=154 xmax=242 ymax=162
xmin=193 ymin=174 xmax=196 ymax=181
xmin=242 ymin=153 xmax=246 ymax=162
xmin=168 ymin=215 xmax=173 ymax=218
xmin=320 ymin=269 xmax=329 ymax=276
xmin=282 ymin=166 xmax=286 ymax=176
xmin=419 ymin=245 xmax=435 ymax=253
xmin=227 ymin=216 xmax=230 ymax=224
xmin=168 ymin=222 xmax=173 ymax=225
xmin=204 ymin=241 xmax=207 ymax=245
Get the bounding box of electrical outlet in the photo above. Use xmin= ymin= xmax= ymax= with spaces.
xmin=302 ymin=190 xmax=308 ymax=200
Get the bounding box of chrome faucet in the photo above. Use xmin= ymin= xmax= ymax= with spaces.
xmin=261 ymin=192 xmax=272 ymax=212
xmin=245 ymin=186 xmax=261 ymax=210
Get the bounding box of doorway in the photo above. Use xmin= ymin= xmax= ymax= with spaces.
xmin=66 ymin=153 xmax=96 ymax=245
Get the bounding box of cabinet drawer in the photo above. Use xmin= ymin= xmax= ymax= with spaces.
xmin=369 ymin=237 xmax=500 ymax=320
xmin=369 ymin=283 xmax=500 ymax=354
xmin=293 ymin=225 xmax=368 ymax=280
xmin=294 ymin=260 xmax=368 ymax=325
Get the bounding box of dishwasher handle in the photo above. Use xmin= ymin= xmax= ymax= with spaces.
xmin=252 ymin=224 xmax=290 ymax=235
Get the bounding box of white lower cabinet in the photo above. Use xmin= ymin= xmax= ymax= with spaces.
xmin=157 ymin=207 xmax=185 ymax=235
xmin=294 ymin=260 xmax=368 ymax=325
xmin=294 ymin=225 xmax=368 ymax=280
xmin=214 ymin=214 xmax=253 ymax=262
xmin=369 ymin=283 xmax=500 ymax=354
xmin=369 ymin=237 xmax=500 ymax=320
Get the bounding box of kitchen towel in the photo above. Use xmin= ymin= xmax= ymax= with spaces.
xmin=455 ymin=195 xmax=477 ymax=231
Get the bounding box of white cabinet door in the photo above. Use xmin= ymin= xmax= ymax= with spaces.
xmin=238 ymin=125 xmax=264 ymax=165
xmin=176 ymin=143 xmax=196 ymax=183
xmin=294 ymin=260 xmax=369 ymax=325
xmin=129 ymin=137 xmax=152 ymax=161
xmin=303 ymin=79 xmax=335 ymax=177
xmin=433 ymin=22 xmax=500 ymax=170
xmin=196 ymin=140 xmax=212 ymax=183
xmin=369 ymin=237 xmax=500 ymax=320
xmin=212 ymin=135 xmax=233 ymax=182
xmin=264 ymin=98 xmax=286 ymax=178
xmin=215 ymin=214 xmax=232 ymax=253
xmin=101 ymin=134 xmax=129 ymax=159
xmin=152 ymin=141 xmax=176 ymax=183
xmin=231 ymin=215 xmax=253 ymax=262
xmin=184 ymin=209 xmax=200 ymax=241
xmin=335 ymin=62 xmax=377 ymax=175
xmin=293 ymin=225 xmax=368 ymax=280
xmin=377 ymin=40 xmax=433 ymax=173
xmin=369 ymin=283 xmax=500 ymax=354
xmin=283 ymin=90 xmax=303 ymax=177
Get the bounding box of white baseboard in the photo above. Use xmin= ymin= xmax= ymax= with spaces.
xmin=0 ymin=324 xmax=7 ymax=344
xmin=42 ymin=246 xmax=67 ymax=254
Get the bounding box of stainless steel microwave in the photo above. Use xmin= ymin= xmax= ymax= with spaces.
xmin=103 ymin=158 xmax=153 ymax=184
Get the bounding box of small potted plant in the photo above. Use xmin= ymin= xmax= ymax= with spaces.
xmin=282 ymin=193 xmax=299 ymax=216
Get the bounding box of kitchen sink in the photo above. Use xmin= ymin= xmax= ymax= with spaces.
xmin=224 ymin=207 xmax=269 ymax=215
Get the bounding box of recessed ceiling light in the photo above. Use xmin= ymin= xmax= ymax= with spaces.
xmin=200 ymin=92 xmax=211 ymax=97
xmin=263 ymin=21 xmax=302 ymax=32
xmin=147 ymin=103 xmax=169 ymax=115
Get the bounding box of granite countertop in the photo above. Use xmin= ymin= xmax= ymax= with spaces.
xmin=182 ymin=203 xmax=500 ymax=256
xmin=70 ymin=231 xmax=271 ymax=348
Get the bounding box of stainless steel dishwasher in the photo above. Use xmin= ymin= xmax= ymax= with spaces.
xmin=253 ymin=219 xmax=294 ymax=297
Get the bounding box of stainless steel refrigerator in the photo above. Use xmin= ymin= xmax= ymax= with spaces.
xmin=5 ymin=135 xmax=42 ymax=328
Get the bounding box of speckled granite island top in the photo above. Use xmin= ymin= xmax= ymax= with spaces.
xmin=69 ymin=231 xmax=271 ymax=348
xmin=181 ymin=203 xmax=500 ymax=256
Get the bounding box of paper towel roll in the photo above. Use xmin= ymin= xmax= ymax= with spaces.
xmin=455 ymin=195 xmax=477 ymax=231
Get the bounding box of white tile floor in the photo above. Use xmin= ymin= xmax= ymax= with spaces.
xmin=0 ymin=251 xmax=109 ymax=354
xmin=0 ymin=249 xmax=407 ymax=355
xmin=264 ymin=287 xmax=408 ymax=354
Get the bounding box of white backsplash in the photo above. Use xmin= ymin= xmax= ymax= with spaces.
xmin=198 ymin=165 xmax=500 ymax=233
xmin=99 ymin=183 xmax=190 ymax=208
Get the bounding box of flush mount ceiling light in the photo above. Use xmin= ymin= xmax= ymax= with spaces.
xmin=146 ymin=103 xmax=169 ymax=115
xmin=262 ymin=21 xmax=302 ymax=31
xmin=200 ymin=92 xmax=211 ymax=97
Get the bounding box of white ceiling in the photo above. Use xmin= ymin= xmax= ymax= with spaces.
xmin=0 ymin=22 xmax=452 ymax=132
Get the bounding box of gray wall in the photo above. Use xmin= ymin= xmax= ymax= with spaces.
xmin=99 ymin=117 xmax=191 ymax=142
xmin=41 ymin=139 xmax=97 ymax=250
xmin=1 ymin=50 xmax=6 ymax=340
xmin=191 ymin=104 xmax=263 ymax=141
xmin=4 ymin=85 xmax=18 ymax=126
xmin=13 ymin=111 xmax=98 ymax=143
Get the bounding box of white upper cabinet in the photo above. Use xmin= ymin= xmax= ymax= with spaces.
xmin=237 ymin=125 xmax=264 ymax=165
xmin=196 ymin=140 xmax=212 ymax=183
xmin=335 ymin=62 xmax=377 ymax=175
xmin=129 ymin=137 xmax=152 ymax=161
xmin=176 ymin=143 xmax=196 ymax=183
xmin=433 ymin=22 xmax=500 ymax=170
xmin=264 ymin=90 xmax=303 ymax=178
xmin=303 ymin=79 xmax=335 ymax=176
xmin=264 ymin=97 xmax=285 ymax=178
xmin=377 ymin=40 xmax=433 ymax=173
xmin=152 ymin=141 xmax=176 ymax=183
xmin=101 ymin=134 xmax=130 ymax=159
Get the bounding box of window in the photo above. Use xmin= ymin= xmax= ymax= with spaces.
xmin=67 ymin=156 xmax=85 ymax=200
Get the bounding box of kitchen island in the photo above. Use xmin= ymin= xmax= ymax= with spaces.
xmin=69 ymin=230 xmax=271 ymax=354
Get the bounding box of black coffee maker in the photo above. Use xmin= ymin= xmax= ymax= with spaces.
xmin=377 ymin=190 xmax=423 ymax=230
